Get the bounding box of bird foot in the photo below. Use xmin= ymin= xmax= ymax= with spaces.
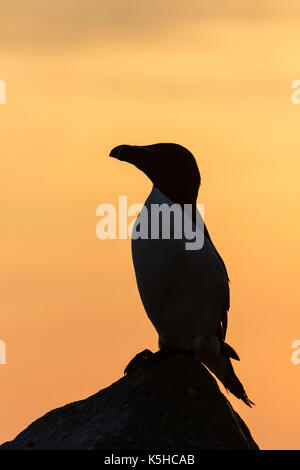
xmin=124 ymin=349 xmax=155 ymax=375
xmin=124 ymin=347 xmax=193 ymax=375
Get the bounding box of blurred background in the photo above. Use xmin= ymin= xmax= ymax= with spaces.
xmin=1 ymin=0 xmax=300 ymax=449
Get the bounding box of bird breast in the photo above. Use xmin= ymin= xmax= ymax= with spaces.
xmin=131 ymin=187 xmax=228 ymax=348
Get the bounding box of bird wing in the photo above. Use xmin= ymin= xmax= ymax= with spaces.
xmin=204 ymin=223 xmax=230 ymax=341
xmin=202 ymin=224 xmax=240 ymax=360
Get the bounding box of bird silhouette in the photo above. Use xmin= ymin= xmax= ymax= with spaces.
xmin=110 ymin=143 xmax=253 ymax=407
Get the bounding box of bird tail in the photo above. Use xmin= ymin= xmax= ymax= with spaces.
xmin=204 ymin=351 xmax=254 ymax=407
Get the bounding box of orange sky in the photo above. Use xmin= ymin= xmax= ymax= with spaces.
xmin=1 ymin=1 xmax=300 ymax=449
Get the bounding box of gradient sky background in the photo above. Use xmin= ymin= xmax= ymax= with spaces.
xmin=1 ymin=1 xmax=300 ymax=449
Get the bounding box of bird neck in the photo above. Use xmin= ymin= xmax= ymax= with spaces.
xmin=152 ymin=185 xmax=198 ymax=226
xmin=153 ymin=184 xmax=198 ymax=209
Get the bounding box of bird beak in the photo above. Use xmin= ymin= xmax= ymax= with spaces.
xmin=109 ymin=145 xmax=131 ymax=161
xmin=109 ymin=145 xmax=152 ymax=162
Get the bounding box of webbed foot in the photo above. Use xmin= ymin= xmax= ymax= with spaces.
xmin=124 ymin=349 xmax=155 ymax=375
xmin=124 ymin=346 xmax=193 ymax=375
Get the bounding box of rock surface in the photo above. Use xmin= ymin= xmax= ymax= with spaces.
xmin=1 ymin=352 xmax=258 ymax=450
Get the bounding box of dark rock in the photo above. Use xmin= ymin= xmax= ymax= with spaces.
xmin=0 ymin=352 xmax=259 ymax=450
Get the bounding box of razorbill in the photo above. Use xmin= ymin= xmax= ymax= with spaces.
xmin=110 ymin=143 xmax=253 ymax=407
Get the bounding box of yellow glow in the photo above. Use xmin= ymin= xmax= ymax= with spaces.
xmin=1 ymin=1 xmax=300 ymax=449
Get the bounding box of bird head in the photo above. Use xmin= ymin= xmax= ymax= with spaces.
xmin=109 ymin=143 xmax=201 ymax=204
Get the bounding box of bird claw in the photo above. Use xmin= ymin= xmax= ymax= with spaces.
xmin=124 ymin=347 xmax=193 ymax=375
xmin=124 ymin=349 xmax=154 ymax=375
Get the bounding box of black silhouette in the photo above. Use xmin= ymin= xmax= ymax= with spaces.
xmin=110 ymin=143 xmax=253 ymax=407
